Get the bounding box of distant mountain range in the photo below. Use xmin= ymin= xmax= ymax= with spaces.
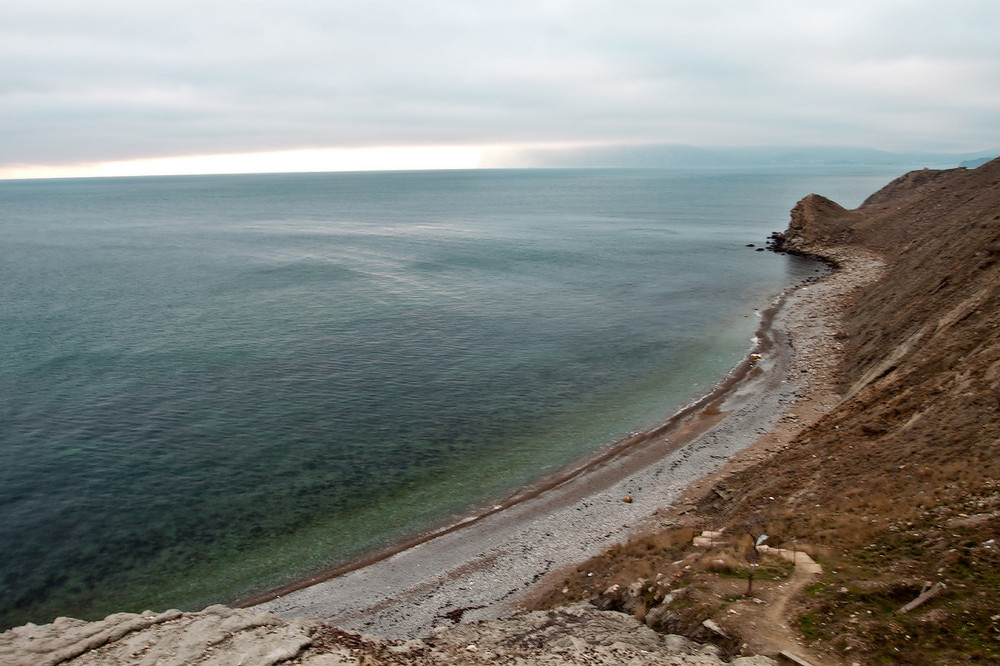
xmin=479 ymin=144 xmax=999 ymax=170
xmin=959 ymin=156 xmax=995 ymax=168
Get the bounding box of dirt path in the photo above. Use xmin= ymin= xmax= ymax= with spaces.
xmin=751 ymin=548 xmax=832 ymax=665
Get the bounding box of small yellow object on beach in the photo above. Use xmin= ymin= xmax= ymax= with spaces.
xmin=622 ymin=495 xmax=633 ymax=503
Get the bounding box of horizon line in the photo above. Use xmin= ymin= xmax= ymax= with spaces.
xmin=1 ymin=144 xmax=994 ymax=182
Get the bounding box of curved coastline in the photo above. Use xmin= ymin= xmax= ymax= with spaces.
xmin=238 ymin=289 xmax=792 ymax=610
xmin=245 ymin=262 xmax=841 ymax=638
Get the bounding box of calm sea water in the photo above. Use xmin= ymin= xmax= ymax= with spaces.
xmin=0 ymin=167 xmax=897 ymax=628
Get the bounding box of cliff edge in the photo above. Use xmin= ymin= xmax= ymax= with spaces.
xmin=0 ymin=602 xmax=774 ymax=666
xmin=767 ymin=193 xmax=859 ymax=257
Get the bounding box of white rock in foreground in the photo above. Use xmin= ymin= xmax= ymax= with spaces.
xmin=1 ymin=603 xmax=775 ymax=665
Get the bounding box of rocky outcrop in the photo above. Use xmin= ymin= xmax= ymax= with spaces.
xmin=770 ymin=159 xmax=999 ymax=260
xmin=430 ymin=603 xmax=775 ymax=666
xmin=0 ymin=605 xmax=317 ymax=666
xmin=0 ymin=603 xmax=775 ymax=665
xmin=767 ymin=193 xmax=858 ymax=257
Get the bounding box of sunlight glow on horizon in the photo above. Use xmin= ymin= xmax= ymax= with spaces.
xmin=0 ymin=145 xmax=486 ymax=180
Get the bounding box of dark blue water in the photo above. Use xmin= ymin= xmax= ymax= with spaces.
xmin=0 ymin=167 xmax=897 ymax=628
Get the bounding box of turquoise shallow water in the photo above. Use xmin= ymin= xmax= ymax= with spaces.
xmin=0 ymin=167 xmax=898 ymax=628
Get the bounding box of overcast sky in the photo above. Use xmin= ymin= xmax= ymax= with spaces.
xmin=3 ymin=1 xmax=999 ymax=175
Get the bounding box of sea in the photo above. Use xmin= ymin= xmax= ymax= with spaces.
xmin=0 ymin=166 xmax=901 ymax=629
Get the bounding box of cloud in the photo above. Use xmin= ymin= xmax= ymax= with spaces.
xmin=2 ymin=0 xmax=999 ymax=171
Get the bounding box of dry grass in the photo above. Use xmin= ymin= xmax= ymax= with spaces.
xmin=527 ymin=527 xmax=697 ymax=610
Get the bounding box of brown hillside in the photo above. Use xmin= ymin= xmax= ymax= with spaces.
xmin=724 ymin=158 xmax=1000 ymax=663
xmin=535 ymin=158 xmax=1000 ymax=665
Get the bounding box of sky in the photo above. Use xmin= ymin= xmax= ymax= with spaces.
xmin=2 ymin=0 xmax=999 ymax=178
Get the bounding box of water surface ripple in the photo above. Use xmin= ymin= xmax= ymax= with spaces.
xmin=0 ymin=167 xmax=897 ymax=627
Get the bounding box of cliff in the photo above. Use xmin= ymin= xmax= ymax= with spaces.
xmin=764 ymin=158 xmax=1000 ymax=663
xmin=766 ymin=193 xmax=859 ymax=257
xmin=541 ymin=157 xmax=1000 ymax=664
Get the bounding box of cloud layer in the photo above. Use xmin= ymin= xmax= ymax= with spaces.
xmin=3 ymin=1 xmax=999 ymax=170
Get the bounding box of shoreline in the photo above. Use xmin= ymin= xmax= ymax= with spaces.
xmin=239 ymin=288 xmax=791 ymax=610
xmin=251 ymin=250 xmax=881 ymax=638
xmin=658 ymin=246 xmax=885 ymax=520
